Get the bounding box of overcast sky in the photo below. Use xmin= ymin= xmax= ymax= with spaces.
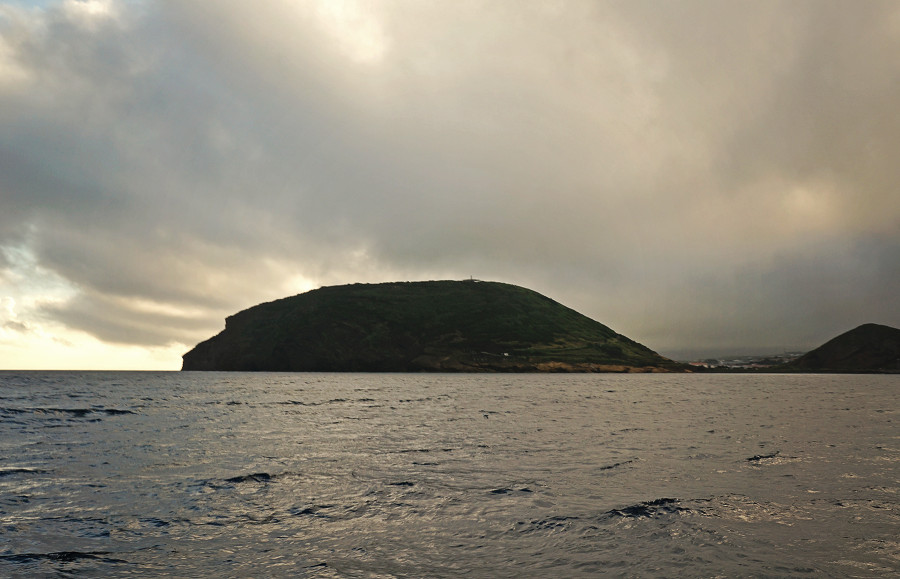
xmin=1 ymin=0 xmax=898 ymax=369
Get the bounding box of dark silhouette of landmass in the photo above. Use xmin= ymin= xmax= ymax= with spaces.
xmin=780 ymin=323 xmax=900 ymax=373
xmin=181 ymin=280 xmax=684 ymax=372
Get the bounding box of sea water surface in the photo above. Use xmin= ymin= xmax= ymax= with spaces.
xmin=0 ymin=371 xmax=897 ymax=577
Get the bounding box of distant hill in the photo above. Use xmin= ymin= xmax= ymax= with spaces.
xmin=182 ymin=280 xmax=683 ymax=372
xmin=781 ymin=323 xmax=900 ymax=373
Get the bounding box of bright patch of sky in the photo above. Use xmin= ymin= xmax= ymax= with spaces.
xmin=3 ymin=0 xmax=136 ymax=7
xmin=314 ymin=0 xmax=387 ymax=64
xmin=3 ymin=1 xmax=54 ymax=7
xmin=0 ymin=242 xmax=179 ymax=369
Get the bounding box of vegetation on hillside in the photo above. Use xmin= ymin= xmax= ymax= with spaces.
xmin=182 ymin=280 xmax=681 ymax=372
xmin=780 ymin=323 xmax=900 ymax=373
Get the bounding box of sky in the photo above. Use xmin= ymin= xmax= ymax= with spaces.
xmin=1 ymin=0 xmax=898 ymax=369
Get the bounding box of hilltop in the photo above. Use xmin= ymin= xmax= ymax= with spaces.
xmin=181 ymin=280 xmax=683 ymax=372
xmin=780 ymin=323 xmax=900 ymax=373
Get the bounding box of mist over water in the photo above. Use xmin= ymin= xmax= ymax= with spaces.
xmin=0 ymin=372 xmax=897 ymax=577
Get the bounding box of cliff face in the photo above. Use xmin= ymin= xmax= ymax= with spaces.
xmin=182 ymin=280 xmax=682 ymax=372
xmin=783 ymin=323 xmax=900 ymax=372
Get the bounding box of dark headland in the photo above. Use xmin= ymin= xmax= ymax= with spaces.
xmin=778 ymin=323 xmax=900 ymax=373
xmin=181 ymin=280 xmax=684 ymax=372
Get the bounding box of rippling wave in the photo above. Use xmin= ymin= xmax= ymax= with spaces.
xmin=0 ymin=371 xmax=897 ymax=577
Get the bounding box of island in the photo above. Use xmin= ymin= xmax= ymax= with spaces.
xmin=181 ymin=280 xmax=684 ymax=372
xmin=779 ymin=323 xmax=900 ymax=373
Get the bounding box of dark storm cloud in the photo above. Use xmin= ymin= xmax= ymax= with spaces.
xmin=0 ymin=0 xmax=897 ymax=354
xmin=42 ymin=289 xmax=217 ymax=345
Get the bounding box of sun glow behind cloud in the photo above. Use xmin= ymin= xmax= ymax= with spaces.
xmin=63 ymin=0 xmax=117 ymax=20
xmin=314 ymin=0 xmax=387 ymax=64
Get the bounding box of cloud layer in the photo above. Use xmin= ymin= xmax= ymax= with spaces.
xmin=1 ymin=0 xmax=898 ymax=365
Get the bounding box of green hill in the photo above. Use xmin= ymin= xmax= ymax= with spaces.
xmin=780 ymin=323 xmax=900 ymax=373
xmin=181 ymin=280 xmax=682 ymax=372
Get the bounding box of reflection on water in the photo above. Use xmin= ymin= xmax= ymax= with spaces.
xmin=0 ymin=371 xmax=897 ymax=577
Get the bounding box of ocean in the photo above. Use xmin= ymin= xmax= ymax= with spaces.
xmin=0 ymin=371 xmax=896 ymax=577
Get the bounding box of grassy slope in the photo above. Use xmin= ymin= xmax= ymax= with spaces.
xmin=183 ymin=280 xmax=679 ymax=371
